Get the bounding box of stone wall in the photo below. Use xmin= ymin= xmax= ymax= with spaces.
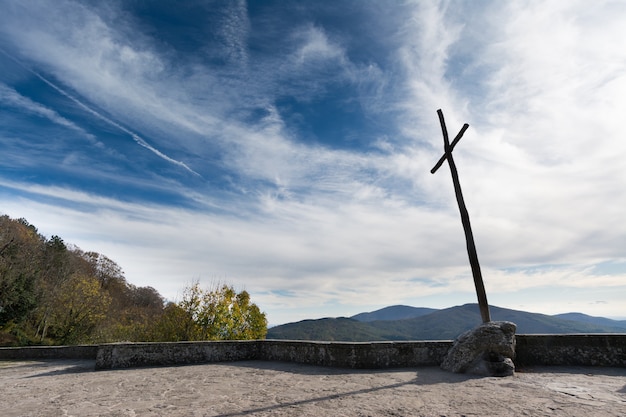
xmin=515 ymin=334 xmax=626 ymax=367
xmin=0 ymin=344 xmax=98 ymax=360
xmin=93 ymin=340 xmax=452 ymax=369
xmin=96 ymin=340 xmax=258 ymax=369
xmin=1 ymin=335 xmax=625 ymax=369
xmin=258 ymin=340 xmax=451 ymax=369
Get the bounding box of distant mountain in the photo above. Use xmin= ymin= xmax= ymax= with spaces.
xmin=266 ymin=304 xmax=626 ymax=341
xmin=265 ymin=317 xmax=383 ymax=342
xmin=351 ymin=305 xmax=437 ymax=322
xmin=365 ymin=304 xmax=626 ymax=340
xmin=553 ymin=313 xmax=626 ymax=330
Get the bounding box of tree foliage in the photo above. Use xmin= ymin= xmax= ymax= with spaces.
xmin=0 ymin=215 xmax=267 ymax=345
xmin=46 ymin=274 xmax=111 ymax=344
xmin=0 ymin=216 xmax=44 ymax=330
xmin=155 ymin=282 xmax=268 ymax=341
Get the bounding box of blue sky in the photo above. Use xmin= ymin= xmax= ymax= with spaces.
xmin=1 ymin=1 xmax=626 ymax=324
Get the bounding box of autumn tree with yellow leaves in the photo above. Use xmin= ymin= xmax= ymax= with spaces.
xmin=151 ymin=282 xmax=268 ymax=341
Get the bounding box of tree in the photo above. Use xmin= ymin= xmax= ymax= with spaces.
xmin=146 ymin=302 xmax=193 ymax=342
xmin=0 ymin=216 xmax=44 ymax=329
xmin=92 ymin=284 xmax=167 ymax=343
xmin=171 ymin=282 xmax=267 ymax=341
xmin=46 ymin=274 xmax=111 ymax=345
xmin=81 ymin=251 xmax=125 ymax=289
xmin=131 ymin=286 xmax=164 ymax=311
xmin=33 ymin=235 xmax=75 ymax=341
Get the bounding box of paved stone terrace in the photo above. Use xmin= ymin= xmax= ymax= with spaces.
xmin=1 ymin=359 xmax=625 ymax=416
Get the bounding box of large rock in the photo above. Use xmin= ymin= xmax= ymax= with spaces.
xmin=441 ymin=321 xmax=516 ymax=377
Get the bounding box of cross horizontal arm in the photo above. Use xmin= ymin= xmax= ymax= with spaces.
xmin=430 ymin=123 xmax=470 ymax=174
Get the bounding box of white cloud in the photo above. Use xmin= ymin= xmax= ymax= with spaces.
xmin=292 ymin=25 xmax=345 ymax=65
xmin=1 ymin=1 xmax=391 ymax=191
xmin=453 ymin=2 xmax=626 ymax=266
xmin=2 ymin=175 xmax=626 ymax=323
xmin=1 ymin=1 xmax=218 ymax=150
xmin=396 ymin=1 xmax=467 ymax=127
xmin=27 ymin=70 xmax=201 ymax=176
xmin=0 ymin=82 xmax=100 ymax=145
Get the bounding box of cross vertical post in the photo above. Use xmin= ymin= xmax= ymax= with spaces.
xmin=431 ymin=109 xmax=491 ymax=323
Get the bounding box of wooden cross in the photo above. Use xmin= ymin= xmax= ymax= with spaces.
xmin=431 ymin=109 xmax=491 ymax=323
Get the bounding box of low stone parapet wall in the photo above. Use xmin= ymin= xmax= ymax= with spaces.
xmin=93 ymin=340 xmax=452 ymax=369
xmin=515 ymin=334 xmax=626 ymax=367
xmin=95 ymin=340 xmax=258 ymax=369
xmin=0 ymin=344 xmax=97 ymax=360
xmin=258 ymin=340 xmax=451 ymax=369
xmin=1 ymin=334 xmax=624 ymax=369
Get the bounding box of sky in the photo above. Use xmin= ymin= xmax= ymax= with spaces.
xmin=1 ymin=0 xmax=626 ymax=325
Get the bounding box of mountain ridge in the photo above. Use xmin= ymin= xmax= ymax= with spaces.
xmin=266 ymin=304 xmax=626 ymax=341
xmin=553 ymin=312 xmax=626 ymax=329
xmin=351 ymin=305 xmax=437 ymax=322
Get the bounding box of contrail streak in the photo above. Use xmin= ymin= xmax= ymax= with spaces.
xmin=1 ymin=48 xmax=201 ymax=177
xmin=33 ymin=72 xmax=202 ymax=177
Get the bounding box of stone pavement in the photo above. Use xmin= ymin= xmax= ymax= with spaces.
xmin=1 ymin=360 xmax=625 ymax=416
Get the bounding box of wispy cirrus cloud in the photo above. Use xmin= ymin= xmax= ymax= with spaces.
xmin=31 ymin=70 xmax=201 ymax=177
xmin=0 ymin=82 xmax=100 ymax=145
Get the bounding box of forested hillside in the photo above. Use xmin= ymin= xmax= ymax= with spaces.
xmin=351 ymin=305 xmax=437 ymax=322
xmin=0 ymin=215 xmax=267 ymax=346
